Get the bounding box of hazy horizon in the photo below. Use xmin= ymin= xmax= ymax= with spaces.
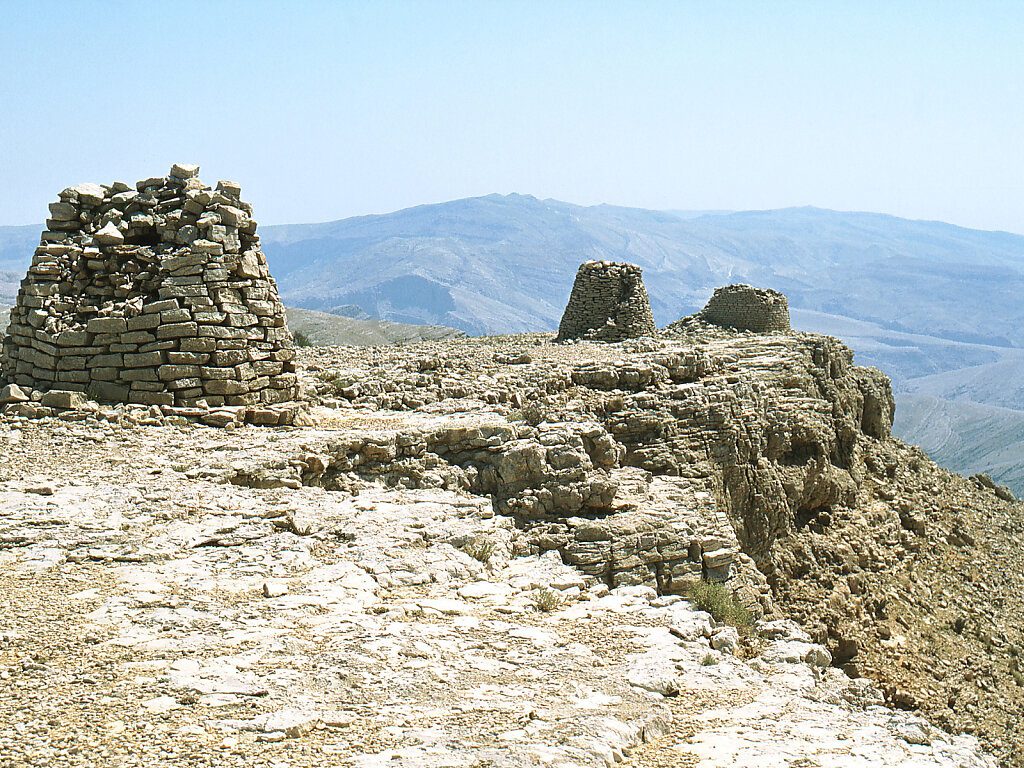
xmin=3 ymin=2 xmax=1023 ymax=233
xmin=6 ymin=193 xmax=1024 ymax=239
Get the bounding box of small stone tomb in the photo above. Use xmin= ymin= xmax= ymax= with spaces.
xmin=699 ymin=284 xmax=790 ymax=333
xmin=556 ymin=261 xmax=657 ymax=342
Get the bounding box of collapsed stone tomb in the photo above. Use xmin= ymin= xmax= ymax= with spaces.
xmin=698 ymin=283 xmax=791 ymax=333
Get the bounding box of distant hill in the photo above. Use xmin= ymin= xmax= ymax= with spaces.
xmin=259 ymin=196 xmax=1024 ymax=349
xmin=285 ymin=307 xmax=464 ymax=347
xmin=0 ymin=225 xmax=34 ymax=309
xmin=0 ymin=224 xmax=39 ymax=273
xmin=894 ymin=393 xmax=1024 ymax=494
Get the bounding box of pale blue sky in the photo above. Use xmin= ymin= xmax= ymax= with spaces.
xmin=1 ymin=1 xmax=1022 ymax=232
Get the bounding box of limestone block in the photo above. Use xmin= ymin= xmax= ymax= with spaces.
xmin=156 ymin=322 xmax=199 ymax=339
xmin=48 ymin=202 xmax=78 ymax=221
xmin=0 ymin=384 xmax=30 ymax=405
xmin=216 ymin=180 xmax=242 ymax=198
xmin=88 ymin=381 xmax=129 ymax=402
xmin=39 ymin=389 xmax=87 ymax=409
xmin=93 ymin=222 xmax=125 ymax=246
xmin=73 ymin=183 xmax=105 ymax=206
xmin=204 ymin=379 xmax=250 ymax=395
xmin=126 ymin=314 xmax=161 ymax=331
xmin=170 ymin=163 xmax=200 ymax=179
xmin=87 ymin=317 xmax=128 ymax=334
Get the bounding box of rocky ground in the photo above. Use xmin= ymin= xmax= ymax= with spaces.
xmin=0 ymin=327 xmax=1020 ymax=766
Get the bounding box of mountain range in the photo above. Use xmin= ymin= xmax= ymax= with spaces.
xmin=4 ymin=195 xmax=1024 ymax=493
xmin=260 ymin=195 xmax=1024 ymax=349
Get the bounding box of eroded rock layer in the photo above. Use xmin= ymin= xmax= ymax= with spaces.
xmin=0 ymin=164 xmax=298 ymax=407
xmin=286 ymin=330 xmax=1020 ymax=766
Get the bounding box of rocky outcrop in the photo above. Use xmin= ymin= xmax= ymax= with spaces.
xmin=292 ymin=326 xmax=1024 ymax=764
xmin=556 ymin=261 xmax=657 ymax=342
xmin=0 ymin=312 xmax=1018 ymax=765
xmin=0 ymin=437 xmax=993 ymax=767
xmin=0 ymin=164 xmax=298 ymax=408
xmin=246 ymin=328 xmax=891 ymax=627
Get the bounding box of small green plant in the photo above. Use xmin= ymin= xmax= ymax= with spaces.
xmin=521 ymin=400 xmax=546 ymax=426
xmin=460 ymin=535 xmax=497 ymax=564
xmin=292 ymin=330 xmax=314 ymax=347
xmin=685 ymin=579 xmax=752 ymax=629
xmin=531 ymin=587 xmax=562 ymax=613
xmin=701 ymin=653 xmax=718 ymax=666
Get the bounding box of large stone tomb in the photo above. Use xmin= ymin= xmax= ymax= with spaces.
xmin=0 ymin=164 xmax=298 ymax=407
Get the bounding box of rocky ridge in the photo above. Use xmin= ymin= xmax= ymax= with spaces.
xmin=0 ymin=325 xmax=1020 ymax=765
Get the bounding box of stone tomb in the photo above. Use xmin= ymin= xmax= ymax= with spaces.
xmin=699 ymin=284 xmax=790 ymax=333
xmin=0 ymin=164 xmax=298 ymax=407
xmin=556 ymin=260 xmax=657 ymax=342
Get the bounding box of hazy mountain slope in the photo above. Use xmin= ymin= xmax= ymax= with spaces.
xmin=902 ymin=357 xmax=1024 ymax=411
xmin=894 ymin=393 xmax=1024 ymax=493
xmin=0 ymin=225 xmax=39 ymax=272
xmin=261 ymin=197 xmax=1024 ymax=350
xmin=787 ymin=309 xmax=1009 ymax=387
xmin=0 ymin=226 xmax=33 ymax=308
xmin=284 ymin=307 xmax=465 ymax=346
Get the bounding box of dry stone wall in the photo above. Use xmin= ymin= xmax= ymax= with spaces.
xmin=699 ymin=284 xmax=790 ymax=333
xmin=0 ymin=164 xmax=298 ymax=408
xmin=556 ymin=261 xmax=657 ymax=342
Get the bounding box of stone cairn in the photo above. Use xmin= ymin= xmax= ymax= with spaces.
xmin=556 ymin=261 xmax=657 ymax=342
xmin=0 ymin=164 xmax=299 ymax=412
xmin=699 ymin=284 xmax=790 ymax=333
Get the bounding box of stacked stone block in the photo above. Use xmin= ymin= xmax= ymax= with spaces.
xmin=699 ymin=284 xmax=790 ymax=333
xmin=556 ymin=261 xmax=657 ymax=342
xmin=0 ymin=164 xmax=298 ymax=407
